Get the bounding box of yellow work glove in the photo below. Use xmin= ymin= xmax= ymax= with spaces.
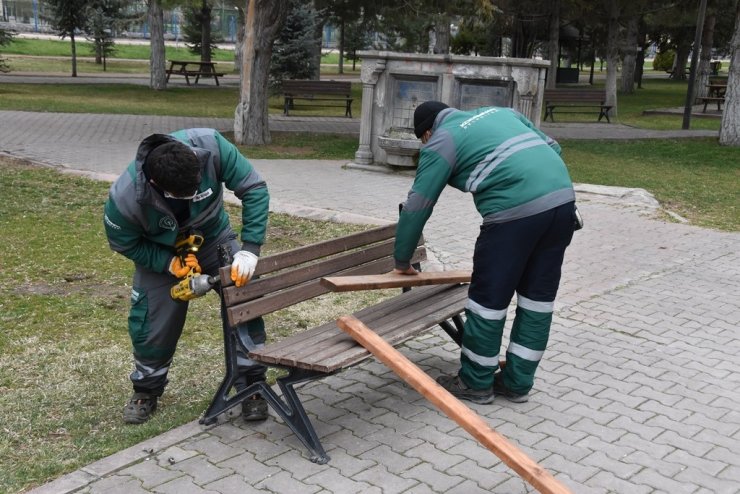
xmin=230 ymin=251 xmax=258 ymax=287
xmin=168 ymin=253 xmax=201 ymax=278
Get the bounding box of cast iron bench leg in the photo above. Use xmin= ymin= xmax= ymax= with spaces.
xmin=438 ymin=313 xmax=465 ymax=347
xmin=268 ymin=368 xmax=331 ymax=464
xmin=200 ymin=308 xmax=244 ymax=424
xmin=200 ymin=306 xmax=331 ymax=463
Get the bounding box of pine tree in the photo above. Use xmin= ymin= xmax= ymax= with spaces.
xmin=183 ymin=1 xmax=223 ymax=62
xmin=45 ymin=0 xmax=91 ymax=77
xmin=269 ymin=0 xmax=320 ymax=87
xmin=0 ymin=27 xmax=15 ymax=73
xmin=84 ymin=0 xmax=129 ymax=70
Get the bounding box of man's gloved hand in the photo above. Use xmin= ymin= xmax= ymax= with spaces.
xmin=231 ymin=251 xmax=258 ymax=287
xmin=168 ymin=253 xmax=201 ymax=278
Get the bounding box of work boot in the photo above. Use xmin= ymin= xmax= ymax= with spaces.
xmin=123 ymin=392 xmax=158 ymax=424
xmin=241 ymin=394 xmax=268 ymax=421
xmin=493 ymin=375 xmax=529 ymax=403
xmin=436 ymin=375 xmax=494 ymax=404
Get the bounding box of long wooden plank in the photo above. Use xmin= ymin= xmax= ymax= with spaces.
xmin=321 ymin=270 xmax=471 ymax=292
xmin=337 ymin=315 xmax=573 ymax=494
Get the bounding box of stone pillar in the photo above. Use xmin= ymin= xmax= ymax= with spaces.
xmin=518 ymin=94 xmax=534 ymax=121
xmin=354 ymin=58 xmax=386 ymax=165
xmin=531 ymin=67 xmax=547 ymax=126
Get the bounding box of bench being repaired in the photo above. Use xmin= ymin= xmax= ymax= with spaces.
xmin=200 ymin=223 xmax=468 ymax=463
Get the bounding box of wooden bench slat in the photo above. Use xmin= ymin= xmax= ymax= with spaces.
xmin=225 ymin=249 xmax=426 ymax=326
xmin=250 ymin=284 xmax=468 ymax=372
xmin=306 ymin=286 xmax=468 ymax=370
xmin=219 ymin=223 xmax=397 ymax=286
xmin=222 ymin=238 xmax=397 ymax=305
xmin=251 ymin=282 xmax=452 ymax=359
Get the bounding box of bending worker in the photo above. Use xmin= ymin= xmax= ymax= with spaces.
xmin=104 ymin=128 xmax=270 ymax=424
xmin=394 ymin=101 xmax=578 ymax=405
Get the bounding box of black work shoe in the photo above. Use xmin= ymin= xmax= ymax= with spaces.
xmin=493 ymin=376 xmax=529 ymax=403
xmin=436 ymin=375 xmax=494 ymax=404
xmin=123 ymin=392 xmax=158 ymax=424
xmin=242 ymin=394 xmax=268 ymax=421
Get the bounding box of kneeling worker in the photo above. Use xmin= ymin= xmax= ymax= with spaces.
xmin=104 ymin=128 xmax=270 ymax=424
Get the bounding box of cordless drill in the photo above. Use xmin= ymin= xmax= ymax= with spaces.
xmin=170 ymin=230 xmax=216 ymax=301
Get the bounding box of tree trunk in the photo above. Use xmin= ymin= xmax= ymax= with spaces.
xmin=95 ymin=41 xmax=102 ymax=64
xmin=311 ymin=17 xmax=325 ymax=80
xmin=672 ymin=37 xmax=691 ymax=80
xmin=338 ymin=18 xmax=344 ymax=74
xmin=200 ymin=0 xmax=212 ymax=67
xmin=546 ymin=0 xmax=560 ymax=89
xmin=604 ymin=0 xmax=620 ymax=118
xmin=235 ymin=7 xmax=245 ymax=80
xmin=433 ymin=13 xmax=450 ymax=54
xmin=148 ymin=0 xmax=167 ymax=90
xmin=635 ymin=30 xmax=647 ymax=89
xmin=70 ymin=32 xmax=77 ymax=77
xmin=234 ymin=0 xmax=289 ymax=146
xmin=620 ymin=15 xmax=639 ymax=94
xmin=719 ymin=0 xmax=740 ymax=145
xmin=697 ymin=12 xmax=716 ymax=98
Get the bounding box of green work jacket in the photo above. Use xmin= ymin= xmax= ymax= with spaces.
xmin=104 ymin=128 xmax=269 ymax=273
xmin=395 ymin=107 xmax=575 ymax=269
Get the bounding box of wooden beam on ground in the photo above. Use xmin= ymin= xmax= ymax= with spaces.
xmin=336 ymin=315 xmax=573 ymax=494
xmin=321 ymin=270 xmax=471 ymax=292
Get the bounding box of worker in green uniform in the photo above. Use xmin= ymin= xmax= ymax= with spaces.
xmin=104 ymin=128 xmax=270 ymax=423
xmin=394 ymin=102 xmax=579 ymax=404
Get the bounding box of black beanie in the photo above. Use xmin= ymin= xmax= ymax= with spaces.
xmin=413 ymin=101 xmax=449 ymax=138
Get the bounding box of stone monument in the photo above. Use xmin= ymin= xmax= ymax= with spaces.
xmin=350 ymin=51 xmax=549 ymax=172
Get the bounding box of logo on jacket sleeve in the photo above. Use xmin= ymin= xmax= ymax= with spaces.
xmin=159 ymin=216 xmax=177 ymax=231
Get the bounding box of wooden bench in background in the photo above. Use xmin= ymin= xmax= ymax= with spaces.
xmin=697 ymin=96 xmax=725 ymax=112
xmin=200 ymin=223 xmax=468 ymax=464
xmin=282 ymin=80 xmax=354 ymax=117
xmin=543 ymin=88 xmax=612 ymax=123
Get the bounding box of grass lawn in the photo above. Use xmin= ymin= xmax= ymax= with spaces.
xmin=0 ymin=157 xmax=397 ymax=493
xmin=3 ymin=37 xmax=236 ymax=62
xmin=0 ymin=82 xmax=363 ymax=119
xmin=562 ymin=138 xmax=739 ymax=231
